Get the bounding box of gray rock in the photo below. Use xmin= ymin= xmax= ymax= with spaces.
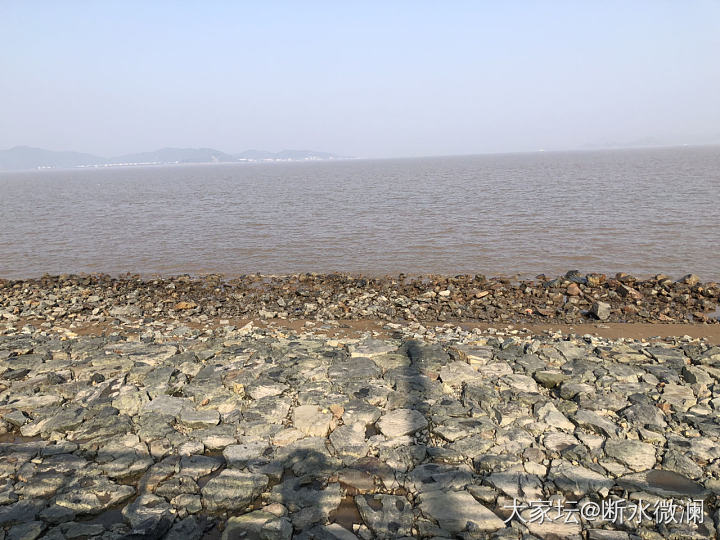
xmin=5 ymin=306 xmax=720 ymax=538
xmin=533 ymin=370 xmax=568 ymax=388
xmin=620 ymin=401 xmax=667 ymax=429
xmin=180 ymin=454 xmax=223 ymax=480
xmin=6 ymin=520 xmax=45 ymax=540
xmin=548 ymin=459 xmax=613 ymax=497
xmin=604 ymin=439 xmax=656 ymax=471
xmin=293 ymin=404 xmax=334 ymax=437
xmin=97 ymin=435 xmax=153 ymax=480
xmin=224 ymin=440 xmax=270 ymax=468
xmin=312 ymin=523 xmax=361 ymax=540
xmin=179 ymin=408 xmax=220 ymax=428
xmin=405 ymin=341 xmax=451 ymax=375
xmin=55 ymin=477 xmax=134 ymax=515
xmin=662 ymin=449 xmax=704 ymax=480
xmin=201 ymin=469 xmax=268 ymax=511
xmin=617 ymin=469 xmax=709 ymax=499
xmin=572 ymin=409 xmax=621 ymax=438
xmin=590 ymin=301 xmax=611 ymax=320
xmin=142 ymin=395 xmax=193 ymax=418
xmin=60 ymin=522 xmax=105 ymax=539
xmin=270 ymin=479 xmax=342 ymax=522
xmin=660 ymin=383 xmax=697 ymax=412
xmin=355 ymin=494 xmax=414 ymax=538
xmin=439 ymin=361 xmax=483 ymax=388
xmin=698 ymin=346 xmax=720 ymax=366
xmin=330 ymin=423 xmax=369 ymax=462
xmin=0 ymin=500 xmax=45 ymax=527
xmin=222 ymin=510 xmax=292 ymax=540
xmin=682 ymin=365 xmax=713 ymax=385
xmin=275 ymin=437 xmax=340 ymax=479
xmin=38 ymin=504 xmax=75 ymax=525
xmin=535 ymin=401 xmax=575 ymax=431
xmin=341 ymin=400 xmax=381 ymax=426
xmin=523 ymin=511 xmax=583 ymax=539
xmin=486 ymin=471 xmax=544 ymax=501
xmin=376 ymin=408 xmax=427 ymax=437
xmin=121 ymin=494 xmax=173 ymax=537
xmin=350 ymin=339 xmax=398 ymax=358
xmin=405 ymin=462 xmax=474 ymax=493
xmin=247 ymin=381 xmax=289 ymax=400
xmin=328 ymin=357 xmax=382 ymax=381
xmin=432 ymin=416 xmax=492 ymax=442
xmin=418 ymin=489 xmax=505 ymax=534
xmin=164 ymin=516 xmax=205 ymax=540
xmin=2 ymin=410 xmax=28 ymax=427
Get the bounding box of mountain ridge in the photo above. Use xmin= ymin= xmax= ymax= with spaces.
xmin=0 ymin=146 xmax=348 ymax=171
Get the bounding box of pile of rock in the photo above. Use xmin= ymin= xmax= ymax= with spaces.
xmin=1 ymin=322 xmax=720 ymax=538
xmin=1 ymin=271 xmax=718 ymax=326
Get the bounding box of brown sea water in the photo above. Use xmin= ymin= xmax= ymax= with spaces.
xmin=1 ymin=146 xmax=719 ymax=279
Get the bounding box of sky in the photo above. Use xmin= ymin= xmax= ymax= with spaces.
xmin=1 ymin=1 xmax=719 ymax=158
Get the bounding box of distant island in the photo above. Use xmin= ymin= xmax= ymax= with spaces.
xmin=0 ymin=146 xmax=350 ymax=171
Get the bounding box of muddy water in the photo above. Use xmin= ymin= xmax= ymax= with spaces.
xmin=1 ymin=146 xmax=718 ymax=279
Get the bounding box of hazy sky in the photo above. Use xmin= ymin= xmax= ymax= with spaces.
xmin=2 ymin=1 xmax=719 ymax=158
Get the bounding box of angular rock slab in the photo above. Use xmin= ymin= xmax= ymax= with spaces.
xmin=548 ymin=459 xmax=613 ymax=498
xmin=221 ymin=509 xmax=292 ymax=540
xmin=418 ymin=489 xmax=505 ymax=534
xmin=55 ymin=478 xmax=135 ymax=515
xmin=355 ymin=494 xmax=413 ymax=538
xmin=293 ymin=404 xmax=334 ymax=437
xmin=376 ymin=409 xmax=427 ymax=438
xmin=617 ymin=469 xmax=709 ymax=499
xmin=604 ymin=439 xmax=656 ymax=472
xmin=350 ymin=339 xmax=398 ymax=358
xmin=223 ymin=441 xmax=270 ymax=468
xmin=201 ymin=470 xmax=268 ymax=512
xmin=121 ymin=493 xmax=174 ymax=537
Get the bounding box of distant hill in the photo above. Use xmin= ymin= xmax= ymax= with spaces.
xmin=0 ymin=146 xmax=107 ymax=170
xmin=0 ymin=146 xmax=347 ymax=171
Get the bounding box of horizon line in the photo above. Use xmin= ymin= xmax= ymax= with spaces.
xmin=2 ymin=141 xmax=719 ymax=173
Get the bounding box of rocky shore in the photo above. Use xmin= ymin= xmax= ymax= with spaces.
xmin=1 ymin=273 xmax=720 ymax=539
xmin=1 ymin=272 xmax=719 ymax=328
xmin=2 ymin=314 xmax=720 ymax=539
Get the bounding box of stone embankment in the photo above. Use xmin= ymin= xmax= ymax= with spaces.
xmin=1 ymin=318 xmax=720 ymax=539
xmin=1 ymin=271 xmax=719 ymax=326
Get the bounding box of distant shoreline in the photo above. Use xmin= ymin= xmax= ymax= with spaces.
xmin=0 ymin=145 xmax=350 ymax=173
xmin=2 ymin=142 xmax=719 ymax=173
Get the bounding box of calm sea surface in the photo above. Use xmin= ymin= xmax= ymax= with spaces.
xmin=1 ymin=147 xmax=719 ymax=280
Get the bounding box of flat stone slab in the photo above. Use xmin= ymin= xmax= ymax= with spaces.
xmin=418 ymin=489 xmax=505 ymax=533
xmin=201 ymin=470 xmax=269 ymax=512
xmin=292 ymin=404 xmax=333 ymax=437
xmin=350 ymin=339 xmax=398 ymax=358
xmin=179 ymin=408 xmax=220 ymax=429
xmin=143 ymin=395 xmax=193 ymax=418
xmin=223 ymin=441 xmax=270 ymax=468
xmin=617 ymin=469 xmax=710 ymax=499
xmin=376 ymin=409 xmax=427 ymax=437
xmin=604 ymin=439 xmax=656 ymax=471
